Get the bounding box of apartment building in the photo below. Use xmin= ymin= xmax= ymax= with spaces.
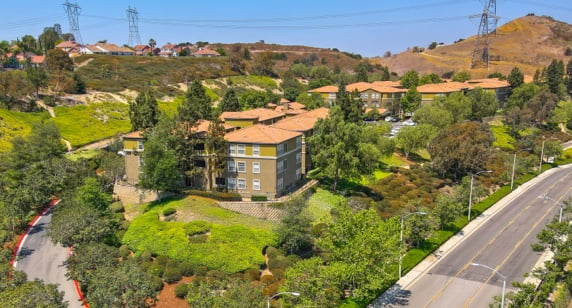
xmin=220 ymin=108 xmax=286 ymax=129
xmin=308 ymin=82 xmax=405 ymax=111
xmin=122 ymin=131 xmax=145 ymax=184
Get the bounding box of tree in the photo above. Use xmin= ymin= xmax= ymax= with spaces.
xmin=467 ymin=87 xmax=498 ymax=121
xmin=309 ymin=106 xmax=378 ymax=191
xmin=46 ymin=48 xmax=74 ymax=93
xmin=507 ymin=67 xmax=524 ymax=90
xmin=129 ymin=89 xmax=160 ymax=131
xmin=400 ymin=87 xmax=422 ymax=114
xmin=551 ymin=100 xmax=572 ymax=129
xmin=505 ymin=83 xmax=541 ymax=110
xmin=427 ymin=122 xmax=494 ymax=178
xmin=25 ymin=62 xmax=48 ymax=97
xmin=178 ymin=79 xmax=212 ymax=123
xmin=186 ymin=278 xmax=265 ymax=308
xmin=546 ymin=59 xmax=565 ymax=95
xmin=419 ymin=73 xmax=442 ymax=85
xmin=49 ymin=200 xmax=113 ymax=246
xmin=140 ymin=130 xmax=183 ymax=192
xmin=404 ymin=209 xmax=435 ymax=248
xmin=275 ymin=197 xmax=313 ymax=254
xmin=281 ymin=257 xmax=343 ymax=307
xmin=19 ymin=35 xmax=38 ymax=52
xmin=428 ymin=42 xmax=438 ymax=50
xmin=412 ymin=103 xmax=453 ymax=129
xmin=38 ymin=26 xmax=61 ymax=53
xmin=452 ymin=71 xmax=471 ymax=82
xmin=148 ymin=38 xmax=156 ymax=49
xmin=400 ymin=70 xmax=419 ymax=89
xmin=229 ymin=44 xmax=245 ymax=73
xmin=204 ymin=119 xmax=227 ymax=191
xmin=218 ymin=88 xmax=241 ymax=112
xmin=86 ymin=260 xmax=158 ymax=307
xmin=76 ymin=177 xmax=112 ymax=211
xmin=434 ymin=92 xmax=471 ymax=123
xmin=296 ymin=92 xmax=324 ymax=110
xmin=432 ymin=194 xmax=463 ymax=229
xmin=356 ymin=66 xmax=368 ymax=82
xmin=9 ymin=122 xmax=65 ymax=167
xmin=251 ymin=52 xmax=276 ymax=77
xmin=335 ymin=80 xmax=363 ymax=123
xmin=318 ymin=206 xmax=400 ymax=300
xmin=396 ymin=124 xmax=437 ymax=158
xmin=527 ymin=88 xmax=558 ymax=123
xmin=0 ymin=280 xmax=66 ymax=307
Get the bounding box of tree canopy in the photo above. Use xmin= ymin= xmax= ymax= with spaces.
xmin=129 ymin=89 xmax=159 ymax=131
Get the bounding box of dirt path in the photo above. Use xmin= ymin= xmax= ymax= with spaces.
xmin=35 ymin=100 xmax=55 ymax=117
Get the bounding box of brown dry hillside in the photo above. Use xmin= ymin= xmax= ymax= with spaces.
xmin=371 ymin=15 xmax=572 ymax=78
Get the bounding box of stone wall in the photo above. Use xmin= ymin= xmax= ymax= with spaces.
xmin=216 ymin=201 xmax=285 ymax=221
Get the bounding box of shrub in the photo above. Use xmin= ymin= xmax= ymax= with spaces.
xmin=260 ymin=275 xmax=277 ymax=285
xmin=187 ymin=189 xmax=242 ymax=201
xmin=175 ymin=283 xmax=190 ymax=298
xmin=243 ymin=268 xmax=261 ymax=281
xmin=109 ymin=202 xmax=124 ymax=213
xmin=188 ymin=234 xmax=208 ymax=243
xmin=151 ymin=275 xmax=164 ymax=292
xmin=230 ymin=273 xmax=244 ymax=279
xmin=265 ymin=246 xmax=282 ymax=259
xmin=179 ymin=261 xmax=195 ymax=276
xmin=163 ymin=267 xmax=182 ymax=283
xmin=271 ymin=268 xmax=285 ymax=280
xmin=184 ymin=221 xmax=211 ymax=236
xmin=155 ymin=255 xmax=170 ymax=266
xmin=137 ymin=250 xmax=153 ymax=262
xmin=162 ymin=208 xmax=176 ymax=216
xmin=147 ymin=264 xmax=165 ymax=277
xmin=194 ymin=266 xmax=208 ymax=277
xmin=206 ymin=270 xmax=228 ymax=280
xmin=119 ymin=245 xmax=131 ymax=259
xmin=192 ymin=276 xmax=206 ymax=285
xmin=268 ymin=257 xmax=293 ymax=271
xmin=251 ymin=195 xmax=268 ymax=201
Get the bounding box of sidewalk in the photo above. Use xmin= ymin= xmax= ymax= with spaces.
xmin=370 ymin=164 xmax=572 ymax=307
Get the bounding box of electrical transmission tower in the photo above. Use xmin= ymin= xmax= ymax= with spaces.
xmin=63 ymin=1 xmax=83 ymax=45
xmin=470 ymin=0 xmax=499 ymax=70
xmin=127 ymin=6 xmax=142 ymax=46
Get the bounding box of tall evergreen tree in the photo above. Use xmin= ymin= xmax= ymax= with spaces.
xmin=218 ymin=88 xmax=241 ymax=112
xmin=204 ymin=119 xmax=227 ymax=191
xmin=335 ymin=80 xmax=363 ymax=123
xmin=507 ymin=67 xmax=524 ymax=90
xmin=129 ymin=89 xmax=159 ymax=131
xmin=546 ymin=59 xmax=565 ymax=94
xmin=400 ymin=87 xmax=422 ymax=114
xmin=178 ymin=79 xmax=212 ymax=124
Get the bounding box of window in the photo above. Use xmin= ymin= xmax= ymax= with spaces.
xmin=253 ymin=179 xmax=260 ymax=191
xmin=237 ymin=178 xmax=246 ymax=189
xmin=237 ymin=144 xmax=246 ymax=155
xmin=372 ymin=93 xmax=380 ymax=99
xmin=277 ymin=159 xmax=288 ymax=173
xmin=137 ymin=140 xmax=144 ymax=151
xmin=277 ymin=177 xmax=284 ymax=190
xmin=296 ymin=137 xmax=302 ymax=148
xmin=253 ymin=144 xmax=260 ymax=156
xmin=278 ymin=143 xmax=288 ymax=155
xmin=361 ymin=93 xmax=368 ymax=99
xmin=373 ymin=101 xmax=380 ymax=107
xmin=227 ymin=161 xmax=236 ymax=172
xmin=237 ymin=161 xmax=246 ymax=173
xmin=138 ymin=157 xmax=144 ymax=166
xmin=215 ymin=177 xmax=226 ymax=185
xmin=328 ymin=93 xmax=336 ymax=99
xmin=228 ymin=178 xmax=236 ymax=189
xmin=252 ymin=162 xmax=260 ymax=173
xmin=296 ymin=168 xmax=302 ymax=180
xmin=296 ymin=153 xmax=301 ymax=164
xmin=229 ymin=144 xmax=236 ymax=155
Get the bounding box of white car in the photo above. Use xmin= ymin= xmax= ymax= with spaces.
xmin=403 ymin=119 xmax=417 ymax=126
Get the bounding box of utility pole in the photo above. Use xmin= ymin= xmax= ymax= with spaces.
xmin=470 ymin=0 xmax=499 ymax=70
xmin=127 ymin=6 xmax=142 ymax=47
xmin=63 ymin=1 xmax=83 ymax=45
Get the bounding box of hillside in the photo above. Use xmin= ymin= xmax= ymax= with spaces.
xmin=371 ymin=15 xmax=572 ymax=78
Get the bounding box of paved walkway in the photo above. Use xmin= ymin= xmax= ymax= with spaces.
xmin=370 ymin=163 xmax=572 ymax=307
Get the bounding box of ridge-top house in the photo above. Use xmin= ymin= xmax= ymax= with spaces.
xmin=81 ymin=43 xmax=135 ymax=56
xmin=192 ymin=48 xmax=220 ymax=58
xmin=55 ymin=41 xmax=82 ymax=56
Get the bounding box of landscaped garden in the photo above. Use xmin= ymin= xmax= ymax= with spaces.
xmin=122 ymin=196 xmax=277 ymax=273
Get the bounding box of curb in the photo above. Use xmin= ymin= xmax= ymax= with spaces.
xmin=11 ymin=199 xmax=60 ymax=267
xmin=69 ymin=247 xmax=90 ymax=308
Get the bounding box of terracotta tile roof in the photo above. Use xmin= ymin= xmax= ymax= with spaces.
xmin=193 ymin=48 xmax=220 ymax=56
xmin=30 ymin=55 xmax=45 ymax=64
xmin=220 ymin=108 xmax=285 ymax=122
xmin=466 ymin=78 xmax=510 ymax=89
xmin=280 ymin=98 xmax=290 ymax=103
xmin=416 ymin=81 xmax=474 ymax=94
xmin=96 ymin=43 xmax=134 ymax=53
xmin=225 ymin=124 xmax=301 ymax=144
xmin=288 ymin=102 xmax=306 ymax=110
xmin=308 ymin=85 xmax=339 ymax=93
xmin=133 ymin=45 xmax=149 ymax=51
xmin=266 ymin=103 xmax=278 ymax=108
xmin=56 ymin=41 xmax=81 ymax=48
xmin=346 ymin=82 xmax=374 ymax=92
xmin=372 ymin=81 xmax=403 ymax=88
xmin=162 ymin=44 xmax=177 ymax=50
xmin=191 ymin=119 xmax=234 ymax=135
xmin=123 ymin=131 xmax=144 ymax=139
xmin=271 ymin=107 xmax=329 ymax=132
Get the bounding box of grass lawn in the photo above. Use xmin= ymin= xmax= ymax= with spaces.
xmin=490 ymin=125 xmax=516 ymax=151
xmin=122 ymin=195 xmax=277 ymax=273
xmin=380 ymin=153 xmax=408 ymax=167
xmin=306 ymin=188 xmax=346 ymax=223
xmin=157 ymin=98 xmax=182 ymax=117
xmin=359 ymin=170 xmax=392 ymax=185
xmin=65 ymin=148 xmax=100 ymax=161
xmin=0 ymin=109 xmax=50 ymax=152
xmin=53 ymin=102 xmax=131 ymax=147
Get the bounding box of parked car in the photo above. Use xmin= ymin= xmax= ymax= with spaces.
xmin=385 ymin=116 xmax=398 ymax=122
xmin=403 ymin=119 xmax=417 ymax=126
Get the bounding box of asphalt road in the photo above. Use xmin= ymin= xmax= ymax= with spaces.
xmin=14 ymin=206 xmax=83 ymax=308
xmin=386 ymin=166 xmax=572 ymax=307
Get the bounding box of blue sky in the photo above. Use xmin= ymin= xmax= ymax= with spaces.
xmin=2 ymin=0 xmax=571 ymax=57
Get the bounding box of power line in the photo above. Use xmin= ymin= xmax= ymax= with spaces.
xmin=127 ymin=6 xmax=141 ymax=46
xmin=62 ymin=1 xmax=83 ymax=44
xmin=471 ymin=0 xmax=499 ymax=70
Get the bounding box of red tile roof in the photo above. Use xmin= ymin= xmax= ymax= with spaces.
xmin=193 ymin=48 xmax=220 ymax=56
xmin=465 ymin=78 xmax=510 ymax=89
xmin=30 ymin=55 xmax=45 ymax=64
xmin=220 ymin=108 xmax=285 ymax=122
xmin=225 ymin=124 xmax=301 ymax=144
xmin=271 ymin=107 xmax=329 ymax=132
xmin=308 ymin=85 xmax=339 ymax=93
xmin=416 ymin=81 xmax=474 ymax=94
xmin=123 ymin=131 xmax=144 ymax=139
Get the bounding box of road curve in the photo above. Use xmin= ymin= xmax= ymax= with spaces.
xmin=14 ymin=205 xmax=83 ymax=308
xmin=372 ymin=164 xmax=572 ymax=307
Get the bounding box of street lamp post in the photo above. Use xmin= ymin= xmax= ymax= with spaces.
xmin=540 ymin=195 xmax=565 ymax=223
xmin=468 ymin=170 xmax=492 ymax=221
xmin=511 ymin=148 xmax=531 ymax=191
xmin=470 ymin=262 xmax=507 ymax=308
xmin=399 ymin=211 xmax=426 ymax=279
xmin=267 ymin=291 xmax=300 ymax=308
xmin=539 ymin=137 xmax=558 ymax=173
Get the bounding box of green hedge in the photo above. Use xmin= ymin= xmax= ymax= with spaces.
xmin=186 ymin=190 xmax=242 ymax=201
xmin=251 ymin=195 xmax=268 ymax=201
